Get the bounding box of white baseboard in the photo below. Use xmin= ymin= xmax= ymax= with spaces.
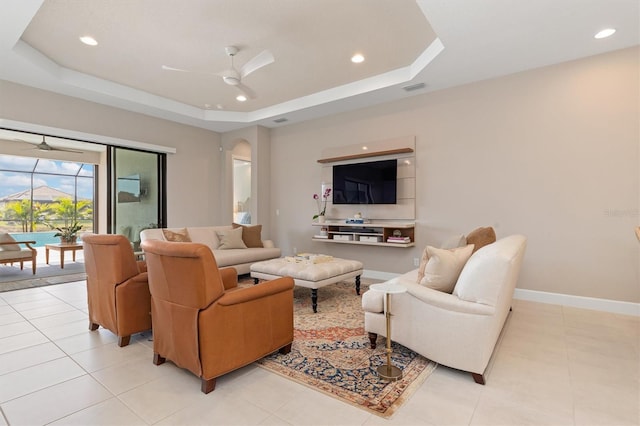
xmin=363 ymin=270 xmax=640 ymax=317
xmin=513 ymin=288 xmax=640 ymax=317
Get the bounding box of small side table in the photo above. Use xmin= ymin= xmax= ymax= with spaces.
xmin=45 ymin=243 xmax=83 ymax=269
xmin=370 ymin=281 xmax=407 ymax=381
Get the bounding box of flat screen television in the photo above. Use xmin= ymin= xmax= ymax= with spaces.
xmin=332 ymin=159 xmax=397 ymax=204
xmin=117 ymin=174 xmax=141 ymax=203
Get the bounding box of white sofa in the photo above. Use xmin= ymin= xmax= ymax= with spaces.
xmin=140 ymin=226 xmax=281 ymax=275
xmin=362 ymin=234 xmax=527 ymax=384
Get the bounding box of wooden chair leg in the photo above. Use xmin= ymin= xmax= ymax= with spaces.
xmin=19 ymin=261 xmax=24 ymax=270
xmin=153 ymin=353 xmax=166 ymax=365
xmin=89 ymin=322 xmax=99 ymax=331
xmin=368 ymin=332 xmax=378 ymax=349
xmin=31 ymin=260 xmax=36 ymax=274
xmin=118 ymin=335 xmax=131 ymax=347
xmin=279 ymin=343 xmax=292 ymax=354
xmin=201 ymin=377 xmax=216 ymax=394
xmin=471 ymin=372 xmax=486 ymax=385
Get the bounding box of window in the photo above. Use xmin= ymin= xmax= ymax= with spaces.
xmin=0 ymin=154 xmax=95 ymax=245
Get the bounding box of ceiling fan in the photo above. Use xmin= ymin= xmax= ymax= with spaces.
xmin=162 ymin=46 xmax=274 ymax=100
xmin=19 ymin=136 xmax=83 ymax=154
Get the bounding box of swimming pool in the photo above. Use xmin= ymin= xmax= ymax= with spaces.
xmin=9 ymin=231 xmax=61 ymax=247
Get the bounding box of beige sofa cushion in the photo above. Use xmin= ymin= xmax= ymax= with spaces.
xmin=216 ymin=227 xmax=247 ymax=250
xmin=419 ymin=244 xmax=474 ymax=293
xmin=214 ymin=247 xmax=281 ymax=267
xmin=232 ymin=223 xmax=264 ymax=248
xmin=466 ymin=227 xmax=496 ymax=253
xmin=187 ymin=227 xmax=221 ymax=251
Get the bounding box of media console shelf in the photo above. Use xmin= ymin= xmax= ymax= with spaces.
xmin=312 ymin=221 xmax=415 ymax=248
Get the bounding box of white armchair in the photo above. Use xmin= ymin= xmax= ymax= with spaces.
xmin=362 ymin=234 xmax=527 ymax=384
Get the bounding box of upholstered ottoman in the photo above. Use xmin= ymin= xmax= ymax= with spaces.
xmin=250 ymin=256 xmax=363 ymax=313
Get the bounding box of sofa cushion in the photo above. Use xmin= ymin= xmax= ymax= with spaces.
xmin=419 ymin=244 xmax=474 ymax=293
xmin=216 ymin=227 xmax=247 ymax=250
xmin=232 ymin=223 xmax=264 ymax=248
xmin=466 ymin=227 xmax=496 ymax=253
xmin=0 ymin=233 xmax=20 ymax=251
xmin=162 ymin=228 xmax=191 ymax=242
xmin=0 ymin=249 xmax=33 ymax=260
xmin=187 ymin=227 xmax=221 ymax=251
xmin=213 ymin=247 xmax=281 ymax=267
xmin=416 ymin=246 xmax=430 ymax=283
xmin=441 ymin=234 xmax=467 ymax=249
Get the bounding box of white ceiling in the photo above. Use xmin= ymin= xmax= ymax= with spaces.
xmin=0 ymin=0 xmax=638 ymax=134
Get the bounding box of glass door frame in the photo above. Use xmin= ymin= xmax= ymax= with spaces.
xmin=106 ymin=146 xmax=167 ymax=237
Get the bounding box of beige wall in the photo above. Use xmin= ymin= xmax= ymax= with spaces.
xmin=0 ymin=81 xmax=222 ymax=227
xmin=1 ymin=47 xmax=638 ymax=304
xmin=270 ymin=47 xmax=640 ymax=303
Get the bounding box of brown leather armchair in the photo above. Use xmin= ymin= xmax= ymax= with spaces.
xmin=141 ymin=239 xmax=294 ymax=394
xmin=83 ymin=233 xmax=152 ymax=347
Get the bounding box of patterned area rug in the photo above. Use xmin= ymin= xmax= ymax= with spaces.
xmin=255 ymin=280 xmax=437 ymax=418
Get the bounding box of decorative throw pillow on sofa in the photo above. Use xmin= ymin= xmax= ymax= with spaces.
xmin=440 ymin=233 xmax=467 ymax=250
xmin=419 ymin=244 xmax=474 ymax=293
xmin=465 ymin=227 xmax=496 ymax=253
xmin=162 ymin=228 xmax=191 ymax=242
xmin=232 ymin=223 xmax=264 ymax=248
xmin=216 ymin=227 xmax=247 ymax=250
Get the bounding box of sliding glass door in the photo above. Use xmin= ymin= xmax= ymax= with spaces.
xmin=108 ymin=147 xmax=166 ymax=251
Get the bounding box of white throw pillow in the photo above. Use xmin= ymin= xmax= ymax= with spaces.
xmin=216 ymin=227 xmax=247 ymax=250
xmin=0 ymin=233 xmax=20 ymax=251
xmin=419 ymin=244 xmax=474 ymax=293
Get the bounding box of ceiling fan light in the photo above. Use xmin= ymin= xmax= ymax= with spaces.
xmin=236 ymin=94 xmax=247 ymax=102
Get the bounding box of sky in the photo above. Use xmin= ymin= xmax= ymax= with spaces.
xmin=0 ymin=154 xmax=94 ymax=200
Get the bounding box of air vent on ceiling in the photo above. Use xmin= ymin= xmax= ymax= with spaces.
xmin=402 ymin=82 xmax=426 ymax=92
xmin=273 ymin=118 xmax=288 ymax=123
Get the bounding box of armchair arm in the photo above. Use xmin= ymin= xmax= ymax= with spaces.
xmin=262 ymin=240 xmax=275 ymax=249
xmin=219 ymin=267 xmax=238 ymax=291
xmin=129 ymin=271 xmax=148 ymax=284
xmin=2 ymin=240 xmax=37 ymax=251
xmin=217 ymin=277 xmax=293 ymax=306
xmin=136 ymin=261 xmax=147 ymax=273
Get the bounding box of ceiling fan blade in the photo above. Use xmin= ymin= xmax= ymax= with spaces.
xmin=49 ymin=146 xmax=84 ymax=154
xmin=236 ymin=84 xmax=256 ymax=100
xmin=240 ymin=50 xmax=274 ymax=78
xmin=162 ymin=65 xmax=218 ymax=76
xmin=161 ymin=65 xmax=192 ymax=72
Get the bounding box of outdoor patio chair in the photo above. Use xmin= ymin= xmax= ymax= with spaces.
xmin=0 ymin=232 xmax=37 ymax=274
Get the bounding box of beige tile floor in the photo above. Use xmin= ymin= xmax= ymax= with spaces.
xmin=0 ymin=280 xmax=638 ymax=425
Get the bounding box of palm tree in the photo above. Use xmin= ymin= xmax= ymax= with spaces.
xmin=3 ymin=200 xmax=32 ymax=232
xmin=46 ymin=197 xmax=93 ymax=227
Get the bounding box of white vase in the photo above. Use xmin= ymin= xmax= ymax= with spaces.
xmin=318 ymin=215 xmax=326 ymax=224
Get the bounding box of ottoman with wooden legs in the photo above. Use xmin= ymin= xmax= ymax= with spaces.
xmin=251 ymin=256 xmax=364 ymax=313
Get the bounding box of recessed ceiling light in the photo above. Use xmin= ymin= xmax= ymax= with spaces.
xmin=79 ymin=36 xmax=98 ymax=46
xmin=236 ymin=94 xmax=247 ymax=102
xmin=351 ymin=54 xmax=365 ymax=64
xmin=362 ymin=146 xmax=368 ymax=150
xmin=594 ymin=28 xmax=616 ymax=39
